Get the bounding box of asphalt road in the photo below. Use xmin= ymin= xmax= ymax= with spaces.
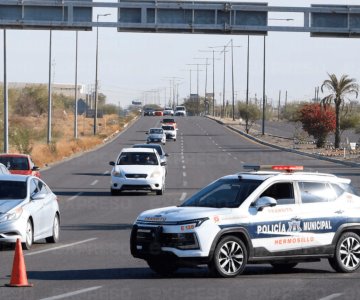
xmin=1 ymin=116 xmax=360 ymax=300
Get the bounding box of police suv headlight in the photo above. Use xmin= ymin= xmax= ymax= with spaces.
xmin=178 ymin=218 xmax=209 ymax=227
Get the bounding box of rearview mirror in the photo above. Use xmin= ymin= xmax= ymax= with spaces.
xmin=31 ymin=193 xmax=46 ymax=201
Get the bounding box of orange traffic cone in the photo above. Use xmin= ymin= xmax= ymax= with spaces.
xmin=6 ymin=239 xmax=33 ymax=287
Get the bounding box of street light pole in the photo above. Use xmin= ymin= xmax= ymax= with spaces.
xmin=245 ymin=35 xmax=250 ymax=133
xmin=262 ymin=35 xmax=266 ymax=135
xmin=94 ymin=13 xmax=110 ymax=135
xmin=47 ymin=30 xmax=53 ymax=144
xmin=231 ymin=39 xmax=235 ymax=121
xmin=74 ymin=31 xmax=79 ymax=139
xmin=3 ymin=29 xmax=8 ymax=153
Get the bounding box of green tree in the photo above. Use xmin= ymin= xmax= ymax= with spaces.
xmin=321 ymin=74 xmax=359 ymax=148
xmin=237 ymin=102 xmax=261 ymax=133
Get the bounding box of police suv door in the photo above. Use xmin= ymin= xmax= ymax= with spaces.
xmin=248 ymin=181 xmax=303 ymax=257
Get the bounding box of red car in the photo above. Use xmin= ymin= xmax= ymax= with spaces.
xmin=154 ymin=111 xmax=164 ymax=116
xmin=0 ymin=154 xmax=41 ymax=177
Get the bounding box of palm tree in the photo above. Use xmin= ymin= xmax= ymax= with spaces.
xmin=321 ymin=74 xmax=359 ymax=149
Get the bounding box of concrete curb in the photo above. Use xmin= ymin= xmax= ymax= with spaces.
xmin=208 ymin=117 xmax=360 ymax=168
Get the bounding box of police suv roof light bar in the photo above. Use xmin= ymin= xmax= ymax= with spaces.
xmin=243 ymin=164 xmax=304 ymax=173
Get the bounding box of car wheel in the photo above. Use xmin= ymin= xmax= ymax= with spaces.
xmin=156 ymin=183 xmax=164 ymax=195
xmin=271 ymin=262 xmax=298 ymax=271
xmin=147 ymin=258 xmax=178 ymax=276
xmin=46 ymin=214 xmax=60 ymax=243
xmin=22 ymin=219 xmax=33 ymax=250
xmin=111 ymin=188 xmax=121 ymax=196
xmin=209 ymin=235 xmax=247 ymax=278
xmin=328 ymin=232 xmax=360 ymax=273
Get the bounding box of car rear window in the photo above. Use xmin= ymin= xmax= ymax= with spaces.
xmin=0 ymin=157 xmax=29 ymax=171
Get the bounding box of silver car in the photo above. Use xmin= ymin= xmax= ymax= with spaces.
xmin=146 ymin=128 xmax=166 ymax=145
xmin=0 ymin=175 xmax=60 ymax=250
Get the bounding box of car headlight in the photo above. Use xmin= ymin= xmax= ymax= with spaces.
xmin=112 ymin=170 xmax=124 ymax=177
xmin=0 ymin=207 xmax=23 ymax=223
xmin=150 ymin=170 xmax=162 ymax=178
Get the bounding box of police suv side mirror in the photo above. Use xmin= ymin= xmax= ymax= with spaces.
xmin=109 ymin=161 xmax=115 ymax=166
xmin=161 ymin=162 xmax=167 ymax=166
xmin=254 ymin=196 xmax=277 ymax=211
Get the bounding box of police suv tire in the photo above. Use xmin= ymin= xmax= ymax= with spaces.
xmin=328 ymin=232 xmax=360 ymax=273
xmin=209 ymin=235 xmax=247 ymax=278
xmin=147 ymin=259 xmax=178 ymax=276
xmin=271 ymin=262 xmax=298 ymax=271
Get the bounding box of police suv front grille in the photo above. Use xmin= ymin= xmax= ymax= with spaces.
xmin=134 ymin=226 xmax=199 ymax=250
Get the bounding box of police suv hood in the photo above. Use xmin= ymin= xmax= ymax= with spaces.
xmin=0 ymin=199 xmax=24 ymax=214
xmin=137 ymin=206 xmax=232 ymax=223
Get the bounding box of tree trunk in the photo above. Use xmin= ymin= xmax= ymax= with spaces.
xmin=335 ymin=102 xmax=341 ymax=149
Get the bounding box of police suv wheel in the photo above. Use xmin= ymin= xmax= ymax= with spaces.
xmin=147 ymin=259 xmax=178 ymax=276
xmin=329 ymin=232 xmax=360 ymax=273
xmin=210 ymin=235 xmax=247 ymax=278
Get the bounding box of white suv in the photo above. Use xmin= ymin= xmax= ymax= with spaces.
xmin=109 ymin=148 xmax=166 ymax=195
xmin=131 ymin=165 xmax=360 ymax=277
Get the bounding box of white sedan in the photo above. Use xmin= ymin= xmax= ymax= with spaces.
xmin=0 ymin=174 xmax=60 ymax=250
xmin=109 ymin=148 xmax=166 ymax=195
xmin=162 ymin=125 xmax=177 ymax=141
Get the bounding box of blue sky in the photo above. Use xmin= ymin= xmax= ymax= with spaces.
xmin=1 ymin=0 xmax=359 ymax=108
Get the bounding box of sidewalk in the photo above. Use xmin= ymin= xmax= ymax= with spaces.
xmin=208 ymin=116 xmax=360 ymax=167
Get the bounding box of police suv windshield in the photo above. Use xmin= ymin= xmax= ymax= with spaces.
xmin=181 ymin=178 xmax=263 ymax=208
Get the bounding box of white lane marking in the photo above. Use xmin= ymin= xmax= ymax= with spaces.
xmin=103 ymin=170 xmax=109 ymax=175
xmin=67 ymin=192 xmax=83 ymax=202
xmin=228 ymin=153 xmax=232 ymax=156
xmin=183 ymin=181 xmax=188 ymax=187
xmin=179 ymin=192 xmax=187 ymax=202
xmin=183 ymin=172 xmax=187 ymax=177
xmin=318 ymin=293 xmax=343 ymax=300
xmin=234 ymin=157 xmax=238 ymax=160
xmin=90 ymin=180 xmax=98 ymax=186
xmin=182 ymin=165 xmax=186 ymax=169
xmin=39 ymin=286 xmax=102 ymax=300
xmin=218 ymin=146 xmax=222 ymax=149
xmin=26 ymin=238 xmax=98 ymax=256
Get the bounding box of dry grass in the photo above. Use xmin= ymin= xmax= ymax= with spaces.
xmin=8 ymin=110 xmax=136 ymax=168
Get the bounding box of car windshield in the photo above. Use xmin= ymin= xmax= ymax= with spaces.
xmin=162 ymin=126 xmax=174 ymax=130
xmin=0 ymin=157 xmax=29 ymax=171
xmin=150 ymin=129 xmax=163 ymax=134
xmin=163 ymin=119 xmax=174 ymax=123
xmin=0 ymin=180 xmax=27 ymax=199
xmin=133 ymin=145 xmax=163 ymax=156
xmin=117 ymin=153 xmax=159 ymax=165
xmin=181 ymin=178 xmax=263 ymax=208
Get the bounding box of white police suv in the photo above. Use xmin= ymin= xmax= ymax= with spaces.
xmin=130 ymin=165 xmax=360 ymax=277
